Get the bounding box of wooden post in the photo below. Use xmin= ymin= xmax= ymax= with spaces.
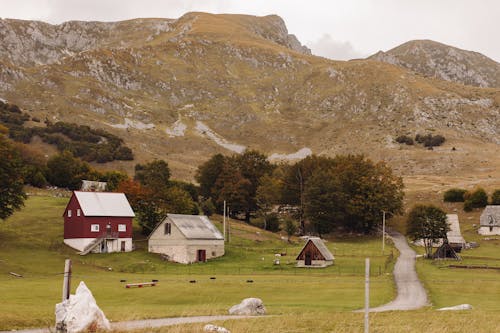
xmin=227 ymin=207 xmax=230 ymax=243
xmin=382 ymin=210 xmax=386 ymax=254
xmin=223 ymin=200 xmax=226 ymax=242
xmin=62 ymin=259 xmax=72 ymax=302
xmin=364 ymin=258 xmax=370 ymax=333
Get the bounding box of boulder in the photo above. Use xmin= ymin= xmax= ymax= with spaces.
xmin=228 ymin=297 xmax=266 ymax=315
xmin=55 ymin=281 xmax=111 ymax=333
xmin=437 ymin=304 xmax=473 ymax=311
xmin=204 ymin=324 xmax=231 ymax=333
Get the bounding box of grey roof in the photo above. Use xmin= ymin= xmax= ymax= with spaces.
xmin=480 ymin=206 xmax=500 ymax=227
xmin=298 ymin=237 xmax=334 ymax=261
xmin=167 ymin=214 xmax=223 ymax=240
xmin=74 ymin=191 xmax=135 ymax=217
xmin=446 ymin=214 xmax=465 ymax=245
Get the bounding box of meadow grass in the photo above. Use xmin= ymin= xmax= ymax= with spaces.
xmin=0 ymin=195 xmax=395 ymax=330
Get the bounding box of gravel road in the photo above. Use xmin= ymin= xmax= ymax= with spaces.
xmin=369 ymin=230 xmax=428 ymax=312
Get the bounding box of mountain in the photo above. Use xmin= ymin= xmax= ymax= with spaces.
xmin=0 ymin=13 xmax=499 ymax=185
xmin=369 ymin=39 xmax=500 ymax=88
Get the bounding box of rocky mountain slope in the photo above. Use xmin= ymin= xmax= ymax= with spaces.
xmin=0 ymin=13 xmax=499 ymax=183
xmin=369 ymin=39 xmax=500 ymax=88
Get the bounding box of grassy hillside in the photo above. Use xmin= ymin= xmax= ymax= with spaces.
xmin=0 ymin=193 xmax=396 ymax=330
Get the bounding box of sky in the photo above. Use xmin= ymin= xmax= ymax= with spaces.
xmin=1 ymin=0 xmax=499 ymax=62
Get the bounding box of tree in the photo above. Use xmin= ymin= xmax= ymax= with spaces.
xmin=443 ymin=188 xmax=467 ymax=202
xmin=491 ymin=190 xmax=500 ymax=205
xmin=407 ymin=205 xmax=448 ymax=258
xmin=46 ymin=150 xmax=91 ymax=189
xmin=134 ymin=160 xmax=171 ymax=195
xmin=303 ymin=155 xmax=404 ymax=234
xmin=195 ymin=154 xmax=226 ymax=199
xmin=101 ymin=171 xmax=129 ymax=191
xmin=0 ymin=131 xmax=27 ymax=219
xmin=213 ymin=161 xmax=252 ymax=218
xmin=256 ymin=172 xmax=283 ymax=230
xmin=283 ymin=217 xmax=298 ymax=242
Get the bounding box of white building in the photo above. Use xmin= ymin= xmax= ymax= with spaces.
xmin=478 ymin=206 xmax=500 ymax=235
xmin=148 ymin=214 xmax=224 ymax=264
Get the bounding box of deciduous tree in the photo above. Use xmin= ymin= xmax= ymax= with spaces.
xmin=407 ymin=205 xmax=448 ymax=258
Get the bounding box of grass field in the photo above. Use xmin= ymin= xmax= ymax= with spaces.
xmin=1 ymin=193 xmax=500 ymax=332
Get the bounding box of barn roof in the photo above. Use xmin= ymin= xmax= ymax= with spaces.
xmin=73 ymin=191 xmax=135 ymax=217
xmin=167 ymin=214 xmax=223 ymax=240
xmin=296 ymin=237 xmax=334 ymax=261
xmin=480 ymin=206 xmax=500 ymax=227
xmin=446 ymin=214 xmax=465 ymax=245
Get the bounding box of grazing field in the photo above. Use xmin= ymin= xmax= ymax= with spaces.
xmin=0 ymin=194 xmax=395 ymax=330
xmin=1 ymin=193 xmax=500 ymax=332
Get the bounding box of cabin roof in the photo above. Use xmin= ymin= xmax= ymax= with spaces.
xmin=73 ymin=191 xmax=135 ymax=217
xmin=480 ymin=206 xmax=500 ymax=227
xmin=296 ymin=237 xmax=334 ymax=261
xmin=166 ymin=214 xmax=224 ymax=240
xmin=446 ymin=214 xmax=465 ymax=244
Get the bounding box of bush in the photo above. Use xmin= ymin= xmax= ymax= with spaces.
xmin=395 ymin=135 xmax=414 ymax=145
xmin=415 ymin=133 xmax=446 ymax=147
xmin=491 ymin=190 xmax=500 ymax=205
xmin=464 ymin=188 xmax=488 ymax=210
xmin=201 ymin=198 xmax=216 ymax=216
xmin=265 ymin=213 xmax=281 ymax=232
xmin=443 ymin=188 xmax=467 ymax=202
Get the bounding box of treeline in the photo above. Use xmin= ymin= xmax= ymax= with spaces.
xmin=443 ymin=187 xmax=500 ymax=211
xmin=194 ymin=151 xmax=405 ymax=236
xmin=396 ymin=133 xmax=445 ymax=148
xmin=0 ymin=101 xmax=133 ymax=163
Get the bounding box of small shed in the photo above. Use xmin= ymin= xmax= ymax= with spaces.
xmin=296 ymin=237 xmax=334 ymax=268
xmin=148 ymin=214 xmax=224 ymax=264
xmin=433 ymin=240 xmax=461 ymax=260
xmin=478 ymin=206 xmax=500 ymax=235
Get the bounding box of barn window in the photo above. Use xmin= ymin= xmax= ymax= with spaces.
xmin=164 ymin=223 xmax=171 ymax=235
xmin=91 ymin=224 xmax=100 ymax=232
xmin=77 ymin=209 xmax=81 ymax=217
xmin=118 ymin=224 xmax=126 ymax=232
xmin=67 ymin=210 xmax=72 ymax=217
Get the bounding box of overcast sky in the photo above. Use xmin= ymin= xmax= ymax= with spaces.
xmin=1 ymin=0 xmax=499 ymax=62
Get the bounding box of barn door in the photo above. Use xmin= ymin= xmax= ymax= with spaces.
xmin=305 ymin=252 xmax=312 ymax=266
xmin=121 ymin=241 xmax=126 ymax=252
xmin=197 ymin=250 xmax=206 ymax=262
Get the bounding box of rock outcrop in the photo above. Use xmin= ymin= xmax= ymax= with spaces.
xmin=228 ymin=298 xmax=266 ymax=315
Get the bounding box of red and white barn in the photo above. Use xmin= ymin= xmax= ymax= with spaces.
xmin=63 ymin=191 xmax=135 ymax=254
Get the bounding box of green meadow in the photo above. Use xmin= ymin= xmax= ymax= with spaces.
xmin=1 ymin=194 xmax=500 ymax=332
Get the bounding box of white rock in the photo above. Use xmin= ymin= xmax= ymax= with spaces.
xmin=55 ymin=281 xmax=111 ymax=333
xmin=204 ymin=324 xmax=231 ymax=333
xmin=228 ymin=298 xmax=266 ymax=315
xmin=437 ymin=304 xmax=473 ymax=311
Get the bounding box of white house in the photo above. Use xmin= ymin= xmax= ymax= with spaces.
xmin=478 ymin=206 xmax=500 ymax=235
xmin=148 ymin=214 xmax=224 ymax=264
xmin=296 ymin=237 xmax=334 ymax=267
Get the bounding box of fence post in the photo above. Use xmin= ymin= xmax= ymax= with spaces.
xmin=364 ymin=258 xmax=370 ymax=333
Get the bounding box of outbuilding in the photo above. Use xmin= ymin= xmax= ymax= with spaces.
xmin=478 ymin=206 xmax=500 ymax=235
xmin=148 ymin=214 xmax=224 ymax=264
xmin=296 ymin=237 xmax=334 ymax=267
xmin=63 ymin=191 xmax=135 ymax=254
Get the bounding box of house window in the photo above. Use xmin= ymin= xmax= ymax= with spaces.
xmin=67 ymin=210 xmax=72 ymax=217
xmin=118 ymin=224 xmax=126 ymax=232
xmin=164 ymin=222 xmax=171 ymax=235
xmin=77 ymin=209 xmax=81 ymax=217
xmin=91 ymin=224 xmax=100 ymax=232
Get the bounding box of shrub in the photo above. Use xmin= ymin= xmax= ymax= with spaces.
xmin=395 ymin=135 xmax=414 ymax=145
xmin=415 ymin=133 xmax=446 ymax=147
xmin=463 ymin=188 xmax=488 ymax=210
xmin=443 ymin=188 xmax=467 ymax=202
xmin=491 ymin=190 xmax=500 ymax=205
xmin=265 ymin=213 xmax=281 ymax=232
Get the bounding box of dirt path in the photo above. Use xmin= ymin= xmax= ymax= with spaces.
xmin=0 ymin=315 xmax=257 ymax=333
xmin=369 ymin=230 xmax=428 ymax=312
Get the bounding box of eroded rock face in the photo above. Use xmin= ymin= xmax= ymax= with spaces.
xmin=55 ymin=281 xmax=110 ymax=333
xmin=228 ymin=298 xmax=266 ymax=315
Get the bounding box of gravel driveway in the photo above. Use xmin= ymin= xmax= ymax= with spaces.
xmin=369 ymin=230 xmax=428 ymax=312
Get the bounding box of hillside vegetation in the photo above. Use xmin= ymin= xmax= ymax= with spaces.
xmin=0 ymin=13 xmax=499 ymax=181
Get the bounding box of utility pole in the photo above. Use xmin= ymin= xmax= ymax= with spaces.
xmin=223 ymin=200 xmax=226 ymax=242
xmin=364 ymin=258 xmax=370 ymax=333
xmin=382 ymin=210 xmax=386 ymax=254
xmin=227 ymin=206 xmax=230 ymax=243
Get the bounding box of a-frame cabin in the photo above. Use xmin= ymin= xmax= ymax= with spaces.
xmin=296 ymin=237 xmax=334 ymax=267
